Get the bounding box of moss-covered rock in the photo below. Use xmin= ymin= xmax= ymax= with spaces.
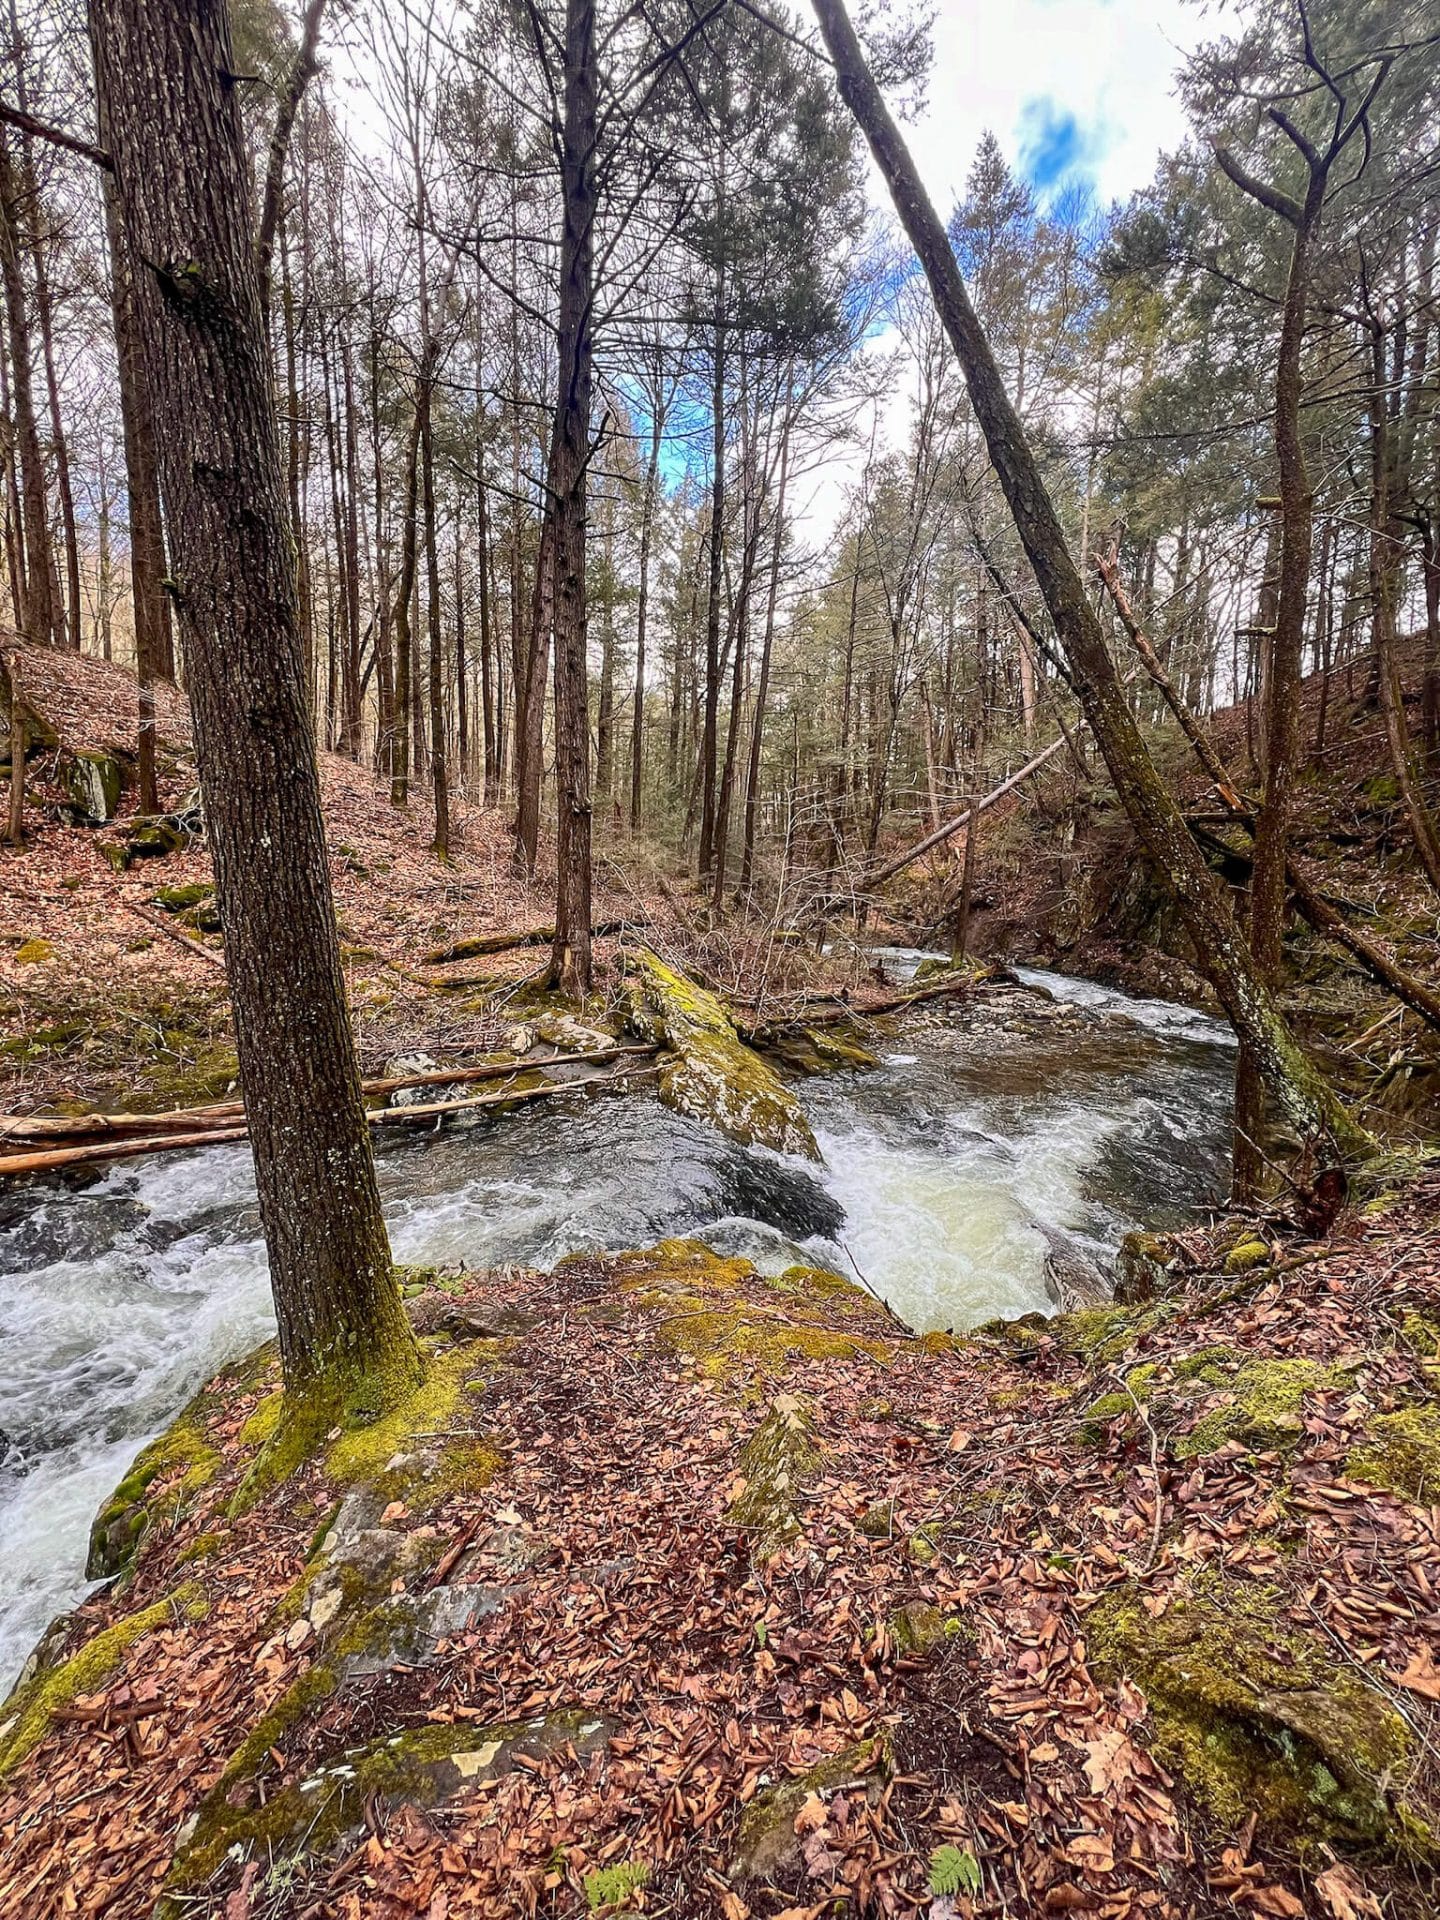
xmin=86 ymin=1396 xmax=224 ymax=1579
xmin=1225 ymin=1237 xmax=1272 ymax=1274
xmin=598 ymin=1241 xmax=892 ymax=1381
xmin=1177 ymin=1356 xmax=1348 ymax=1459
xmin=1345 ymin=1406 xmax=1440 ymax=1502
xmin=730 ymin=1736 xmax=889 ymax=1883
xmin=1088 ymin=1572 xmax=1419 ymax=1850
xmin=163 ymin=1708 xmax=613 ymax=1909
xmin=728 ymin=1394 xmax=820 ymax=1553
xmin=628 ymin=949 xmax=819 ymax=1159
xmin=59 ymin=748 xmax=125 ymax=824
xmin=1113 ymin=1231 xmax=1173 ymax=1305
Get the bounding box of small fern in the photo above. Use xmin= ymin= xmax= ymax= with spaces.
xmin=929 ymin=1844 xmax=982 ymax=1897
xmin=584 ymin=1861 xmax=650 ymax=1912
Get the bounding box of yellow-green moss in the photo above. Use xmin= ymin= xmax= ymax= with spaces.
xmin=629 ymin=949 xmax=820 ymax=1159
xmin=728 ymin=1394 xmax=820 ymax=1551
xmin=14 ymin=937 xmax=54 ymax=964
xmin=86 ymin=1403 xmax=223 ymax=1579
xmin=1088 ymin=1572 xmax=1418 ymax=1850
xmin=1345 ymin=1406 xmax=1440 ymax=1502
xmin=604 ymin=1241 xmax=892 ymax=1381
xmin=0 ymin=1583 xmax=207 ymax=1780
xmin=1179 ymin=1357 xmax=1348 ymax=1460
xmin=323 ymin=1341 xmax=502 ymax=1503
xmin=731 ymin=1737 xmax=889 ymax=1882
xmin=1224 ymin=1238 xmax=1271 ymax=1274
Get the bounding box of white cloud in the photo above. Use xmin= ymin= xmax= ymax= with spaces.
xmin=906 ymin=0 xmax=1200 ymax=211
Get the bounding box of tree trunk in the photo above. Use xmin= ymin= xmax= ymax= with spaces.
xmin=102 ymin=169 xmax=167 ymax=812
xmin=631 ymin=385 xmax=663 ymax=831
xmin=546 ymin=0 xmax=596 ymax=997
xmin=0 ymin=132 xmax=56 ymax=646
xmin=698 ymin=225 xmax=726 ymax=882
xmin=88 ymin=0 xmax=417 ymax=1406
xmin=810 ymin=0 xmax=1365 ymax=1164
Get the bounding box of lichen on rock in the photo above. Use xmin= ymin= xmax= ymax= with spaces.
xmin=627 ymin=948 xmax=820 ymax=1159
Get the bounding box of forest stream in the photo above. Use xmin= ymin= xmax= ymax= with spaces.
xmin=0 ymin=964 xmax=1235 ymax=1692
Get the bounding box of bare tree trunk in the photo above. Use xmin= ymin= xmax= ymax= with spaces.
xmin=89 ymin=0 xmax=418 ymax=1408
xmin=698 ymin=217 xmax=726 ymax=882
xmin=0 ymin=132 xmax=55 ymax=646
xmin=740 ymin=408 xmax=792 ymax=895
xmin=811 ymin=0 xmax=1365 ymax=1163
xmin=102 ymin=170 xmax=166 ymax=811
xmin=546 ymin=0 xmax=596 ymax=996
xmin=389 ymin=407 xmax=422 ymax=808
xmin=631 ymin=383 xmax=663 ymax=831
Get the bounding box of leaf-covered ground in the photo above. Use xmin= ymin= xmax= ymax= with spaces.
xmin=2 ymin=1175 xmax=1437 ymax=1920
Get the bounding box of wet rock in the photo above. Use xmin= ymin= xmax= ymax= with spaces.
xmin=1113 ymin=1231 xmax=1173 ymax=1305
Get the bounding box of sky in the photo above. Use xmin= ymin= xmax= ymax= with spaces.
xmin=787 ymin=0 xmax=1203 ymax=542
xmin=907 ymin=0 xmax=1200 ymax=215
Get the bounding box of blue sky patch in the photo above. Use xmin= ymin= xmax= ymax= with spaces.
xmin=1016 ymin=97 xmax=1106 ymax=201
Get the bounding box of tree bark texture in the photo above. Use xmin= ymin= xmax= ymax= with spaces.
xmin=88 ymin=0 xmax=418 ymax=1403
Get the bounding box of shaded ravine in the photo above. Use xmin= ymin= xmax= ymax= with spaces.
xmin=0 ymin=966 xmax=1234 ymax=1690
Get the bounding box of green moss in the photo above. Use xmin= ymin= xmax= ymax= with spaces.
xmin=1225 ymin=1238 xmax=1271 ymax=1274
xmin=605 ymin=1241 xmax=892 ymax=1381
xmin=728 ymin=1394 xmax=820 ymax=1552
xmin=153 ymin=883 xmax=213 ymax=912
xmin=1088 ymin=1572 xmax=1417 ymax=1849
xmin=584 ymin=1861 xmax=650 ymax=1911
xmin=14 ymin=938 xmax=54 ymax=964
xmin=86 ymin=1401 xmax=223 ymax=1579
xmin=169 ymin=1709 xmax=612 ymax=1909
xmin=629 ymin=948 xmax=820 ymax=1159
xmin=731 ymin=1737 xmax=889 ymax=1881
xmin=0 ymin=1583 xmax=207 ymax=1781
xmin=178 ymin=1530 xmax=226 ymax=1564
xmin=1179 ymin=1357 xmax=1347 ymax=1460
xmin=889 ymin=1601 xmax=945 ymax=1656
xmin=232 ymin=1340 xmax=499 ymax=1518
xmin=1345 ymin=1406 xmax=1440 ymax=1502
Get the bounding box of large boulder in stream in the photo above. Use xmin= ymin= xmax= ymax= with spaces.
xmin=627 ymin=948 xmax=820 ymax=1159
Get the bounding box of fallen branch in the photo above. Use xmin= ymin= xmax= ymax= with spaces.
xmin=128 ymin=902 xmax=226 ymax=970
xmin=866 ymin=739 xmax=1065 ymax=888
xmin=1093 ymin=554 xmax=1440 ymax=1041
xmin=420 ymin=918 xmax=635 ymax=966
xmin=0 ymin=1044 xmax=659 ymax=1146
xmin=0 ymin=1060 xmax=661 ymax=1177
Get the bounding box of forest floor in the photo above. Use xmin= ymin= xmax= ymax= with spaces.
xmin=1 ymin=1159 xmax=1437 ymax=1920
xmin=0 ymin=640 xmax=866 ymax=1117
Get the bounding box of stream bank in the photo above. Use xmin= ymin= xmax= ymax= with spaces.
xmin=1 ymin=1179 xmax=1437 ymax=1920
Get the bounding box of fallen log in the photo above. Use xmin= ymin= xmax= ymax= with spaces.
xmin=0 ymin=1044 xmax=659 ymax=1146
xmin=420 ymin=918 xmax=635 ymax=966
xmin=739 ymin=967 xmax=1019 ymax=1044
xmin=0 ymin=1059 xmax=661 ymax=1178
xmin=865 ymin=739 xmax=1065 ymax=888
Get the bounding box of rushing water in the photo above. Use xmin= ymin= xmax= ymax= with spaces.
xmin=0 ymin=964 xmax=1235 ymax=1692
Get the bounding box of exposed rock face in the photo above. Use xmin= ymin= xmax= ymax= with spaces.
xmin=628 ymin=948 xmax=820 ymax=1159
xmin=59 ymin=748 xmax=125 ymax=824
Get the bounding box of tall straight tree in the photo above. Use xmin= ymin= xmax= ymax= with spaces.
xmin=810 ymin=0 xmax=1368 ymax=1168
xmin=88 ymin=0 xmax=420 ymax=1412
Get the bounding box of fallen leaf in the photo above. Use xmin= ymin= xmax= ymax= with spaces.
xmin=1388 ymin=1644 xmax=1440 ymax=1701
xmin=1314 ymin=1863 xmax=1383 ymax=1920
